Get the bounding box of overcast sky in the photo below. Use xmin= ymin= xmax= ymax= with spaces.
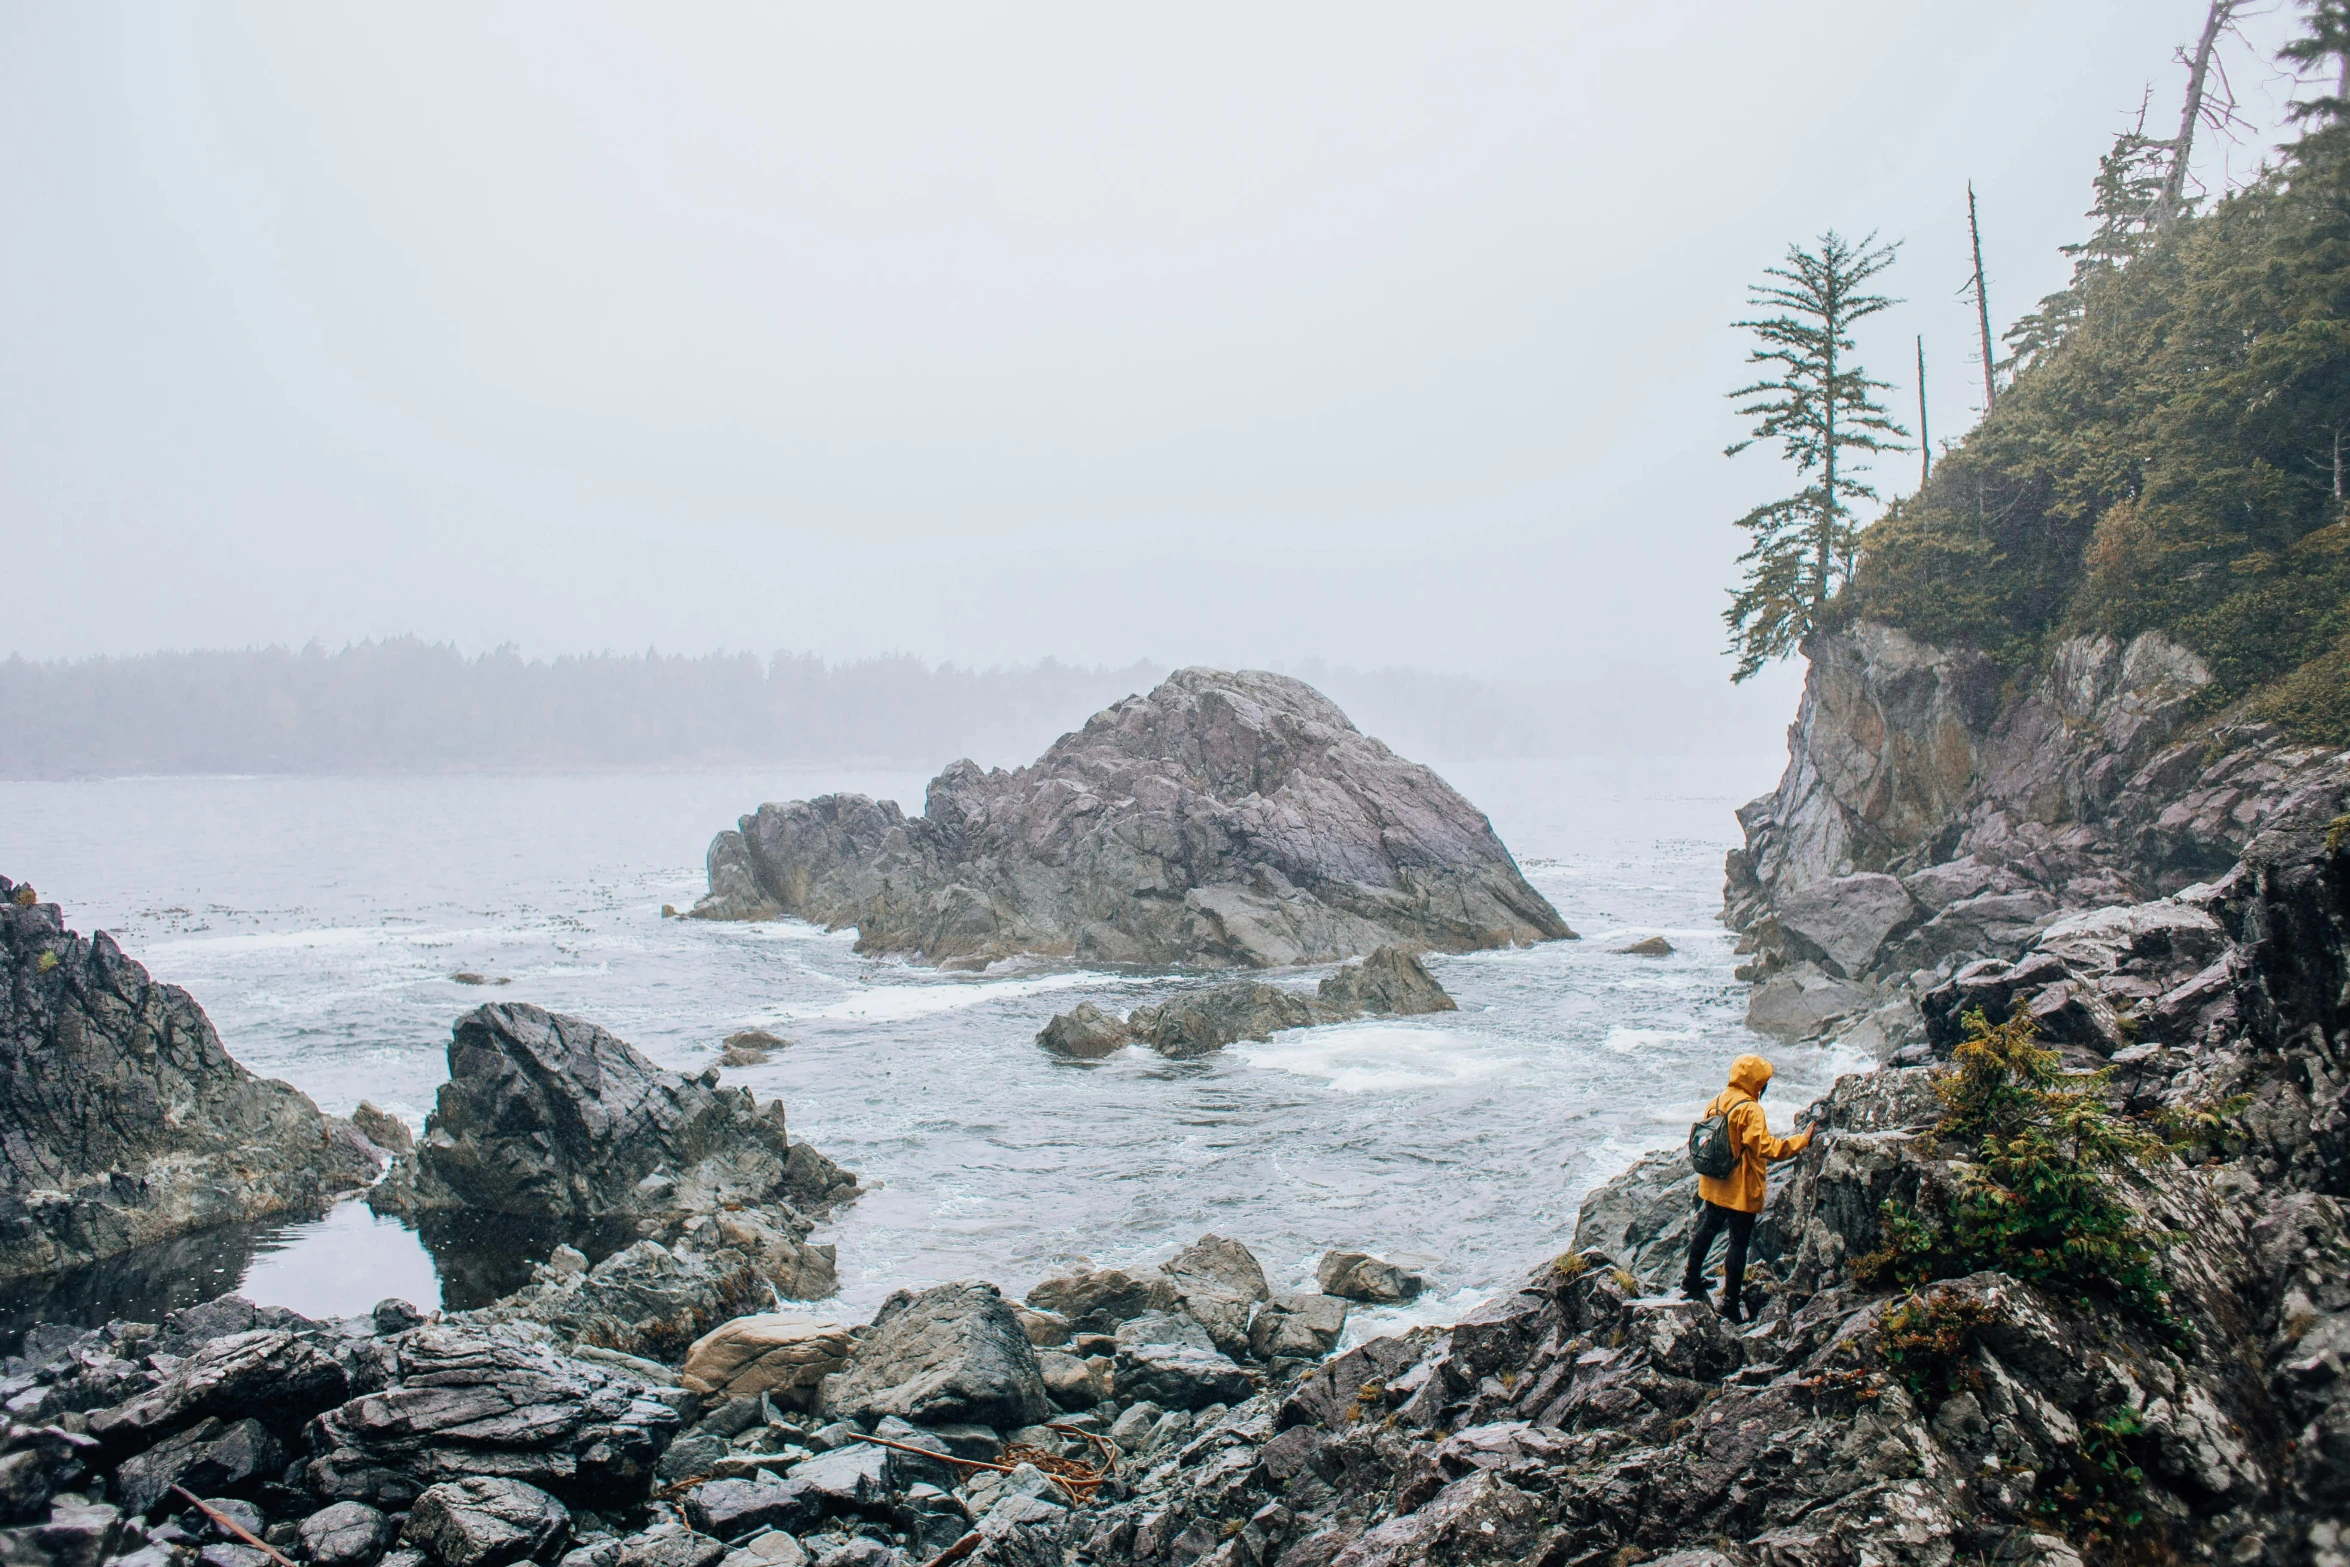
xmin=0 ymin=2 xmax=2315 ymax=750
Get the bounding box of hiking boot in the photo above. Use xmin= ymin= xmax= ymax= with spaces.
xmin=1679 ymin=1277 xmax=1713 ymax=1307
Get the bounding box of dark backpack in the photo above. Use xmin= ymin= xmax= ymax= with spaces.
xmin=1688 ymin=1109 xmax=1736 ymax=1181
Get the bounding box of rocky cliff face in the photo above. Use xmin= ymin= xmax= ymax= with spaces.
xmin=689 ymin=668 xmax=1571 ymax=969
xmin=1725 ymin=623 xmax=2347 ymax=1049
xmin=0 ymin=875 xmax=376 ymax=1281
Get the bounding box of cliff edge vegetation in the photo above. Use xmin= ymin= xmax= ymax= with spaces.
xmin=1842 ymin=108 xmax=2350 ymax=744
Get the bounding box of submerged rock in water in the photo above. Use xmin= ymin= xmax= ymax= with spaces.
xmin=0 ymin=874 xmax=378 ymax=1282
xmin=1042 ymin=944 xmax=1457 ymax=1060
xmin=1034 ymin=1003 xmax=1130 ymax=1059
xmin=690 ymin=667 xmax=1572 ymax=967
xmin=1311 ymin=943 xmax=1458 ymax=1016
xmin=1611 ymin=934 xmax=1674 ymax=957
xmin=717 ymin=1030 xmax=789 ymax=1068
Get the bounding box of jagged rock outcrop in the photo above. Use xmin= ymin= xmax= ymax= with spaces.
xmin=0 ymin=875 xmax=377 ymax=1281
xmin=689 ymin=668 xmax=1571 ymax=968
xmin=371 ymin=1005 xmax=854 ymax=1303
xmin=1725 ymin=623 xmax=2346 ymax=1035
xmin=1037 ymin=946 xmax=1458 ymax=1060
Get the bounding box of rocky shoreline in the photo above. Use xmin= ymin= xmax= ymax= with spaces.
xmin=5 ymin=621 xmax=2347 ymax=1567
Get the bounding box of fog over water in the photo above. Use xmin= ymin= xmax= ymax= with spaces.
xmin=0 ymin=753 xmax=1862 ymax=1338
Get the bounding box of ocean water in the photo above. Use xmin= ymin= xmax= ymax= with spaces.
xmin=0 ymin=754 xmax=1862 ymax=1343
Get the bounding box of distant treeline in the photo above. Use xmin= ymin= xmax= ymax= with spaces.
xmin=0 ymin=640 xmax=1767 ymax=778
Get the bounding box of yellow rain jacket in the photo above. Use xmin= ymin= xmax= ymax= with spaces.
xmin=1696 ymin=1054 xmax=1814 ymax=1214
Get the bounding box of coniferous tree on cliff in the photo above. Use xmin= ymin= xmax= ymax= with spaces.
xmin=1721 ymin=232 xmax=1906 ymax=681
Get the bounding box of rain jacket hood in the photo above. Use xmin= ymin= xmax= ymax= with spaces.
xmin=1696 ymin=1055 xmax=1809 ymax=1213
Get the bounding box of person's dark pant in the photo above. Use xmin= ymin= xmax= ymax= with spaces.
xmin=1682 ymin=1199 xmax=1756 ymax=1312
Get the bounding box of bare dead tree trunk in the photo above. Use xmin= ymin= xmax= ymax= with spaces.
xmin=2155 ymin=0 xmax=2240 ymax=228
xmin=1916 ymin=335 xmax=1930 ymax=490
xmin=1968 ymin=183 xmax=1996 ymax=413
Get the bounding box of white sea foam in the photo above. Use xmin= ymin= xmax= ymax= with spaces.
xmin=800 ymin=970 xmax=1117 ymax=1022
xmin=1235 ymin=1022 xmax=1518 ymax=1093
xmin=1599 ymin=1026 xmax=1693 ymax=1055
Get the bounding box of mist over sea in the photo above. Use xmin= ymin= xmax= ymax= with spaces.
xmin=0 ymin=754 xmax=1861 ymax=1342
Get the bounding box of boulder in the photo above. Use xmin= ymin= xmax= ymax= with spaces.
xmin=1157 ymin=1235 xmax=1269 ymax=1359
xmin=462 ymin=1242 xmax=774 ymax=1363
xmin=0 ymin=876 xmax=377 ymax=1280
xmin=1248 ymin=1295 xmax=1347 ymax=1360
xmin=819 ymin=1283 xmax=1050 ymax=1431
xmin=90 ymin=1328 xmax=350 ymax=1447
xmin=1315 ymin=1250 xmax=1424 ymax=1304
xmin=1111 ymin=1312 xmax=1216 ymax=1354
xmin=109 ymin=1419 xmax=283 ymax=1517
xmin=1012 ymin=1307 xmax=1070 ymax=1347
xmin=1036 ymin=1352 xmax=1111 ymax=1411
xmin=1312 ymin=947 xmax=1458 ymax=1016
xmin=688 ymin=668 xmax=1572 ymax=967
xmin=1109 ymin=1344 xmax=1252 ymax=1412
xmin=1023 ymin=1269 xmax=1173 ymax=1333
xmin=1033 ymin=1005 xmax=1129 ymax=1059
xmin=351 ymin=1105 xmax=415 ymax=1156
xmin=405 ymin=1479 xmax=571 ymax=1567
xmin=1126 ymin=985 xmax=1319 ymax=1060
xmin=306 ymin=1324 xmax=683 ymax=1511
xmin=1567 ymin=1150 xmax=1699 ymax=1289
xmin=681 ymin=1474 xmax=815 ymax=1543
xmin=1612 ymin=935 xmax=1674 ymax=957
xmin=300 ymin=1504 xmax=393 ymax=1567
xmin=678 ymin=1316 xmax=856 ymax=1407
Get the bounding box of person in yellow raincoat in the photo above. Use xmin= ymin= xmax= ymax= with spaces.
xmin=1680 ymin=1053 xmax=1813 ymax=1321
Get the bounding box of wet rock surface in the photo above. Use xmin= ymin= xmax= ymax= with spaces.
xmin=0 ymin=875 xmax=376 ymax=1281
xmin=690 ymin=668 xmax=1571 ymax=968
xmin=818 ymin=1285 xmax=1049 ymax=1433
xmin=369 ymin=1004 xmax=854 ymax=1313
xmin=1037 ymin=946 xmax=1456 ymax=1061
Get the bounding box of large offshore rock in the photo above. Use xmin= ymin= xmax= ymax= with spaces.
xmin=0 ymin=875 xmax=376 ymax=1279
xmin=689 ymin=668 xmax=1572 ymax=968
xmin=819 ymin=1283 xmax=1050 ymax=1431
xmin=369 ymin=1005 xmax=855 ymax=1291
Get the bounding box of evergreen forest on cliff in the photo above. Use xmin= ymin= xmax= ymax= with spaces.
xmin=1837 ymin=97 xmax=2350 ymax=743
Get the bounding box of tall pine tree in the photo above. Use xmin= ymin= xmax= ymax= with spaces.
xmin=1722 ymin=232 xmax=1906 ymax=681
